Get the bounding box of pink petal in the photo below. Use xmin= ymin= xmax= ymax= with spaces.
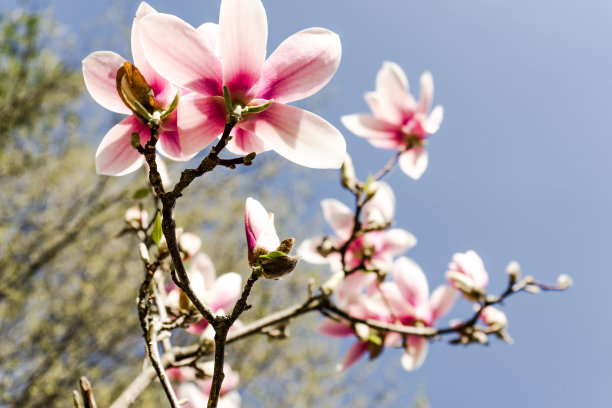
xmin=254 ymin=213 xmax=280 ymax=253
xmin=398 ymin=148 xmax=428 ymax=180
xmin=245 ymin=197 xmax=273 ymax=252
xmin=321 ymin=198 xmax=354 ymax=240
xmin=378 ymin=282 xmax=415 ymax=318
xmin=340 ymin=341 xmax=368 ymax=370
xmin=139 ymin=13 xmax=222 ymax=96
xmin=381 ymin=228 xmax=418 ymax=256
xmin=177 ymin=95 xmax=227 ymax=157
xmin=82 ymin=51 xmax=131 ymax=114
xmin=157 ymin=129 xmax=194 ymax=162
xmin=340 ymin=114 xmax=400 ymax=149
xmin=430 ymin=285 xmax=458 ymax=321
xmin=401 ymin=336 xmax=428 ymax=371
xmin=95 ymin=116 xmax=148 ymax=176
xmin=211 ymin=272 xmax=242 ymax=312
xmin=131 ymin=2 xmax=164 ymax=88
xmin=384 ymin=331 xmax=403 ymax=347
xmin=338 ymin=272 xmax=376 ymax=299
xmin=176 ymin=383 xmax=207 ymax=408
xmin=197 ymin=23 xmax=220 ymax=57
xmin=258 ymin=27 xmax=341 ymax=103
xmin=318 ymin=320 xmax=353 ymax=337
xmin=296 ymin=237 xmax=332 ymax=264
xmin=424 ymin=105 xmax=444 ymax=134
xmin=219 ymin=0 xmax=267 ymax=102
xmin=393 ymin=257 xmax=430 ymax=309
xmin=246 ymin=103 xmax=345 ymax=168
xmin=190 ymin=253 xmax=217 ymax=291
xmin=419 ymin=71 xmax=434 ymax=113
xmin=226 ymin=126 xmax=269 ymax=155
xmin=375 ymin=61 xmax=414 ymax=123
xmin=362 ymin=181 xmax=395 ymax=223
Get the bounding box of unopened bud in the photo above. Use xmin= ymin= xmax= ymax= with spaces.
xmin=366 ymin=208 xmax=387 ymax=230
xmin=258 ymin=252 xmax=300 ymax=280
xmin=354 ymin=323 xmax=370 ymax=341
xmin=524 ymin=284 xmax=541 ymax=294
xmin=277 ymin=238 xmax=294 ymax=254
xmin=363 ymin=178 xmax=379 ymax=203
xmin=130 ymin=132 xmax=141 ymax=149
xmin=125 ymin=206 xmax=148 ymax=229
xmin=473 ymin=330 xmax=489 ymax=345
xmin=138 ymin=242 xmax=150 ymax=263
xmin=446 ymin=271 xmax=485 ymax=301
xmin=557 ymin=274 xmax=573 ymax=290
xmin=341 ymin=153 xmax=357 ymax=190
xmin=506 ymin=260 xmax=521 ymax=284
xmin=179 ymin=289 xmax=191 ymax=312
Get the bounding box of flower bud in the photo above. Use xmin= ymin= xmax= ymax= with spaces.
xmin=258 ymin=252 xmax=300 ymax=280
xmin=125 ymin=206 xmax=148 ymax=229
xmin=138 ymin=242 xmax=150 ymax=264
xmin=445 ymin=271 xmax=485 ymax=301
xmin=354 ymin=323 xmax=370 ymax=341
xmin=365 ymin=207 xmax=387 ymax=230
xmin=524 ymin=284 xmax=541 ymax=294
xmin=506 ymin=260 xmax=521 ymax=284
xmin=116 ymin=61 xmax=157 ymax=122
xmin=341 ymin=153 xmax=357 ymax=190
xmin=556 ymin=274 xmax=573 ymax=290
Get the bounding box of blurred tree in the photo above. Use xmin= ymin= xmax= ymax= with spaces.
xmin=0 ymin=7 xmax=425 ymax=408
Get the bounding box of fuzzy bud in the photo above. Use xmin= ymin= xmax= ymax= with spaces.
xmin=258 ymin=252 xmax=300 ymax=280
xmin=341 ymin=153 xmax=357 ymax=190
xmin=557 ymin=274 xmax=573 ymax=290
xmin=506 ymin=260 xmax=521 ymax=284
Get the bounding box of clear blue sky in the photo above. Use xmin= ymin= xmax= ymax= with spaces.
xmin=10 ymin=0 xmax=611 ymax=406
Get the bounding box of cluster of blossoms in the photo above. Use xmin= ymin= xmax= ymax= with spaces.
xmin=83 ymin=0 xmax=346 ymax=176
xmin=168 ymin=364 xmax=241 ymax=408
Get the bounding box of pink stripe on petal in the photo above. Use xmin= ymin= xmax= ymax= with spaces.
xmin=95 ymin=116 xmax=147 ymax=176
xmin=340 ymin=114 xmax=400 ymax=149
xmin=211 ymin=272 xmax=242 ymax=312
xmin=219 ymin=0 xmax=267 ymax=102
xmin=393 ymin=257 xmax=430 ymax=309
xmin=158 ymin=130 xmax=194 ymax=162
xmin=140 ymin=13 xmax=222 ymax=96
xmin=226 ymin=127 xmax=269 ymax=155
xmin=318 ymin=320 xmax=353 ymax=337
xmin=131 ymin=2 xmax=163 ymax=88
xmin=399 ymin=148 xmax=428 ymax=180
xmin=251 ymin=103 xmax=345 ymax=169
xmin=340 ymin=341 xmax=368 ymax=370
xmin=177 ymin=95 xmax=227 ymax=157
xmin=258 ymin=28 xmax=341 ymax=103
xmin=82 ymin=51 xmax=131 ymax=114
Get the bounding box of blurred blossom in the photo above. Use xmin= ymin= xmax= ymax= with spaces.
xmin=299 ymin=181 xmax=415 ymax=274
xmin=166 ymin=253 xmax=242 ymax=333
xmin=174 ymin=364 xmax=241 ymax=408
xmin=341 ymin=61 xmax=443 ymax=179
xmin=446 ymin=250 xmax=489 ymax=301
xmin=179 ymin=232 xmax=202 ymax=260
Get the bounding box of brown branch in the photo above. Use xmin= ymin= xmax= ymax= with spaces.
xmin=78 ymin=377 xmax=97 ymax=408
xmin=372 ymin=150 xmax=401 ymax=181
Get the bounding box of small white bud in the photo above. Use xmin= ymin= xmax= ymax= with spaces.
xmin=524 ymin=284 xmax=541 ymax=294
xmin=473 ymin=330 xmax=489 ymax=345
xmin=557 ymin=274 xmax=573 ymax=290
xmin=341 ymin=153 xmax=357 ymax=190
xmin=506 ymin=260 xmax=521 ymax=283
xmin=354 ymin=323 xmax=370 ymax=341
xmin=138 ymin=243 xmax=150 ymax=264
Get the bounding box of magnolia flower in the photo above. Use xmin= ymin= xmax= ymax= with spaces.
xmin=178 ymin=232 xmax=202 ymax=260
xmin=341 ymin=62 xmax=443 ymax=179
xmin=82 ymin=2 xmax=189 ymax=176
xmin=166 ymin=253 xmax=242 ymax=333
xmin=318 ymin=282 xmax=395 ymax=370
xmin=446 ymin=250 xmax=489 ymax=301
xmin=378 ymin=257 xmax=458 ymax=371
xmin=174 ymin=364 xmax=241 ymax=408
xmin=299 ymin=181 xmax=416 ymax=274
xmin=139 ymin=0 xmax=345 ymax=168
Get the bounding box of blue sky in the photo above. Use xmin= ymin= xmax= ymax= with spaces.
xmin=9 ymin=0 xmax=611 ymax=406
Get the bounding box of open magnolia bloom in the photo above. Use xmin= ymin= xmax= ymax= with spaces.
xmin=299 ymin=181 xmax=416 ymax=275
xmin=446 ymin=250 xmax=489 ymax=301
xmin=318 ymin=278 xmax=397 ymax=370
xmin=82 ymin=2 xmax=190 ymax=176
xmin=174 ymin=364 xmax=241 ymax=408
xmin=139 ymin=0 xmax=345 ymax=168
xmin=166 ymin=253 xmax=242 ymax=333
xmin=341 ymin=62 xmax=443 ymax=179
xmin=380 ymin=257 xmax=458 ymax=371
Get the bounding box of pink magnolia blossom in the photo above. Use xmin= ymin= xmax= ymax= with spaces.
xmin=244 ymin=197 xmax=280 ymax=265
xmin=299 ymin=181 xmax=416 ymax=273
xmin=174 ymin=364 xmax=241 ymax=408
xmin=166 ymin=253 xmax=242 ymax=333
xmin=446 ymin=250 xmax=489 ymax=300
xmin=341 ymin=62 xmax=443 ymax=179
xmin=139 ymin=0 xmax=345 ymax=168
xmin=380 ymin=257 xmax=458 ymax=371
xmin=318 ymin=277 xmax=396 ymax=370
xmin=82 ymin=2 xmax=190 ymax=176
